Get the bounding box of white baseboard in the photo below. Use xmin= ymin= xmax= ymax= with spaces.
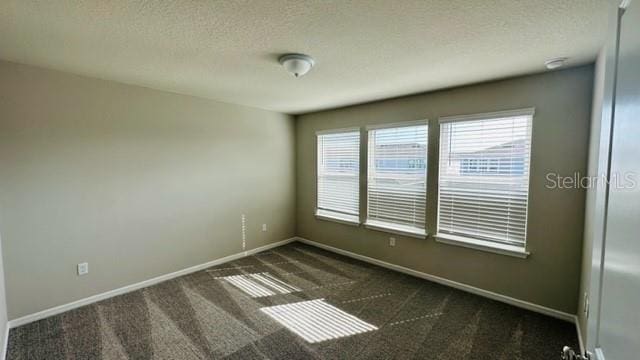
xmin=296 ymin=237 xmax=575 ymax=322
xmin=7 ymin=237 xmax=297 ymax=329
xmin=1 ymin=322 xmax=8 ymax=360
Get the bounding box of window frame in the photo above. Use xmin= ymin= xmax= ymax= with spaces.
xmin=435 ymin=108 xmax=535 ymax=258
xmin=364 ymin=120 xmax=429 ymax=239
xmin=315 ymin=127 xmax=362 ymax=226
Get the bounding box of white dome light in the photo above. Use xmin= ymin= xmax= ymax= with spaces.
xmin=544 ymin=57 xmax=568 ymax=70
xmin=279 ymin=54 xmax=315 ymax=78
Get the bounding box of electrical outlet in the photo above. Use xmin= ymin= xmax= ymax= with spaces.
xmin=77 ymin=262 xmax=89 ymax=276
xmin=262 ymin=224 xmax=267 ymax=232
xmin=389 ymin=237 xmax=396 ymax=247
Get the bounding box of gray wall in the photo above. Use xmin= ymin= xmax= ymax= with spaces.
xmin=0 ymin=61 xmax=296 ymax=319
xmin=296 ymin=66 xmax=593 ymax=314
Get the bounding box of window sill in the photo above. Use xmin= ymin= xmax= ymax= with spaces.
xmin=315 ymin=211 xmax=360 ymax=226
xmin=364 ymin=220 xmax=427 ymax=239
xmin=434 ymin=233 xmax=530 ymax=259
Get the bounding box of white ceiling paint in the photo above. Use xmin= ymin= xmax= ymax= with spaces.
xmin=0 ymin=1 xmax=608 ymax=114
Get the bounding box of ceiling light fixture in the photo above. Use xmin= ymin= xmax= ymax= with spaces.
xmin=279 ymin=53 xmax=315 ymax=78
xmin=544 ymin=57 xmax=568 ymax=70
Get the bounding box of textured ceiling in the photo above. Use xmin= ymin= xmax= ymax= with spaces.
xmin=0 ymin=1 xmax=608 ymax=114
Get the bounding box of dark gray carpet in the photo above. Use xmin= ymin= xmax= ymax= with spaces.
xmin=7 ymin=242 xmax=578 ymax=359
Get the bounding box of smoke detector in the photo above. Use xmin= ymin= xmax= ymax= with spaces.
xmin=279 ymin=53 xmax=315 ymax=78
xmin=545 ymin=57 xmax=568 ymax=70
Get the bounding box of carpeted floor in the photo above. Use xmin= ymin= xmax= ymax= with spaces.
xmin=7 ymin=242 xmax=577 ymax=359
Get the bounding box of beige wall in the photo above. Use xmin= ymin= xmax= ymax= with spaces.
xmin=296 ymin=66 xmax=593 ymax=314
xmin=0 ymin=61 xmax=296 ymax=319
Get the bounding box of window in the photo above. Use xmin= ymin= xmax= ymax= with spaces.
xmin=436 ymin=109 xmax=533 ymax=255
xmin=316 ymin=129 xmax=361 ymax=224
xmin=366 ymin=123 xmax=428 ymax=238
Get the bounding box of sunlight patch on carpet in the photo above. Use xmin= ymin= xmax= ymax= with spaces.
xmin=219 ymin=273 xmax=301 ymax=298
xmin=260 ymin=299 xmax=378 ymax=343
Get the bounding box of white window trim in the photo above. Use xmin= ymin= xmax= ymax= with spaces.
xmin=365 ymin=119 xmax=428 ymax=130
xmin=364 ymin=220 xmax=427 ymax=239
xmin=315 ymin=128 xmax=362 ymax=227
xmin=439 ymin=107 xmax=535 ymax=124
xmin=435 ymin=233 xmax=530 ymax=259
xmin=315 ymin=127 xmax=361 ymax=135
xmin=315 ymin=210 xmax=360 ymax=226
xmin=436 ymin=107 xmax=535 ymax=256
xmin=365 ymin=120 xmax=429 ymax=238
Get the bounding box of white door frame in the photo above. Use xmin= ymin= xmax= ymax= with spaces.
xmin=586 ymin=1 xmax=633 ymax=359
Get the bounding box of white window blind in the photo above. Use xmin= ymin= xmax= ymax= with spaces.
xmin=437 ymin=109 xmax=533 ymax=249
xmin=366 ymin=123 xmax=428 ymax=237
xmin=316 ymin=130 xmax=360 ymax=223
